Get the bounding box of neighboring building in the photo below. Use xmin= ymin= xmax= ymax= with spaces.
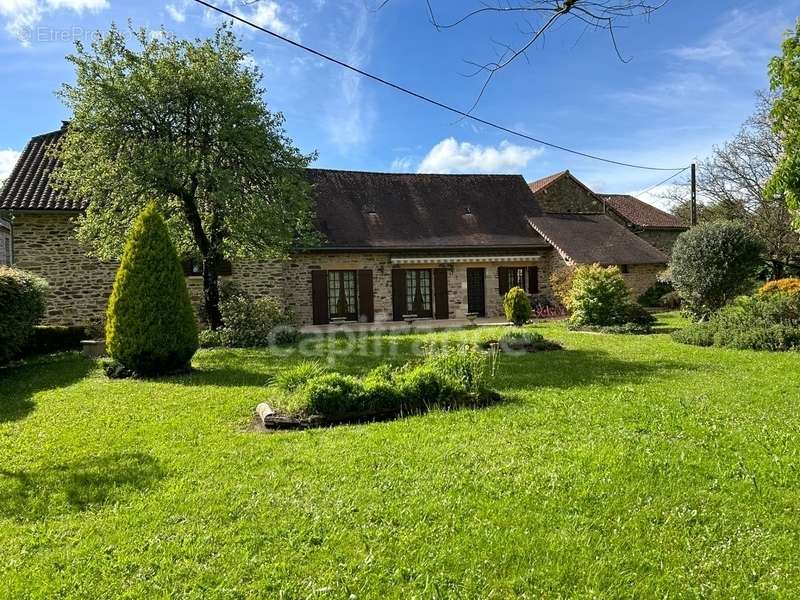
xmin=602 ymin=193 xmax=688 ymax=255
xmin=1 ymin=127 xmax=670 ymax=326
xmin=0 ymin=217 xmax=11 ymax=265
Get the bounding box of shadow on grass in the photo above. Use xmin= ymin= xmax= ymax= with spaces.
xmin=0 ymin=452 xmax=165 ymax=520
xmin=493 ymin=348 xmax=697 ymax=390
xmin=0 ymin=352 xmax=93 ymax=423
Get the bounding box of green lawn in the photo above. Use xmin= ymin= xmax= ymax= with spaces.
xmin=2 ymin=313 xmax=800 ymax=598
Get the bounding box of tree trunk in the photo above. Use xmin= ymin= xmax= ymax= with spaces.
xmin=203 ymin=253 xmax=223 ymax=330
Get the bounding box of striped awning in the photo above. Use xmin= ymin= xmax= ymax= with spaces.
xmin=391 ymin=255 xmax=541 ymax=265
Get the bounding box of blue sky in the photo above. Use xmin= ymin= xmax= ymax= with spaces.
xmin=0 ymin=0 xmax=797 ymax=208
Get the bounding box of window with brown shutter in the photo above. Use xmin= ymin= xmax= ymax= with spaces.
xmin=498 ymin=267 xmax=509 ymax=295
xmin=358 ymin=270 xmax=374 ymax=322
xmin=391 ymin=268 xmax=406 ymax=321
xmin=433 ymin=268 xmax=449 ymax=319
xmin=527 ymin=266 xmax=539 ymax=294
xmin=311 ymin=269 xmax=329 ymax=325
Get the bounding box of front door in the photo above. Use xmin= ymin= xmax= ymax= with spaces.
xmin=466 ymin=268 xmax=486 ymax=317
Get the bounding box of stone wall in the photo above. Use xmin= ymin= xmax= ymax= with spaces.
xmin=11 ymin=212 xmax=558 ymax=326
xmin=621 ymin=264 xmax=663 ymax=299
xmin=11 ymin=213 xmax=119 ymax=325
xmin=635 ymin=228 xmax=683 ymax=257
xmin=533 ymin=175 xmax=606 ymax=214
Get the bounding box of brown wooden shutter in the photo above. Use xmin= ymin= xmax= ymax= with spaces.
xmin=498 ymin=267 xmax=509 ymax=295
xmin=527 ymin=266 xmax=539 ymax=294
xmin=433 ymin=268 xmax=449 ymax=320
xmin=311 ymin=269 xmax=329 ymax=325
xmin=358 ymin=269 xmax=374 ymax=322
xmin=391 ymin=269 xmax=406 ymax=321
xmin=219 ymin=260 xmax=233 ymax=276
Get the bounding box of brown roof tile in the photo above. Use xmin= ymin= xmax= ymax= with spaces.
xmin=0 ymin=125 xmax=81 ymax=211
xmin=529 ymin=213 xmax=668 ymax=265
xmin=603 ymin=194 xmax=687 ymax=229
xmin=306 ymin=168 xmax=549 ymax=249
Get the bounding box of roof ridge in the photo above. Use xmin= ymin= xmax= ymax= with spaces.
xmin=307 ymin=167 xmax=524 ymax=178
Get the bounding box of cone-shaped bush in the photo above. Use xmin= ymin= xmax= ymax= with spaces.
xmin=106 ymin=203 xmax=198 ymax=375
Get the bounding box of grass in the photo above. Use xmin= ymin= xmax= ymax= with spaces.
xmin=2 ymin=313 xmax=800 ymax=598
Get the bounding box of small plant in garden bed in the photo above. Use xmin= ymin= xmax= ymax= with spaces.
xmin=479 ymin=328 xmax=563 ymax=352
xmin=258 ymin=345 xmax=501 ymax=429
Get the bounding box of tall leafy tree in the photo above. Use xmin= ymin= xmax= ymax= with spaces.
xmin=665 ymin=94 xmax=798 ymax=277
xmin=51 ymin=24 xmax=317 ymax=329
xmin=768 ymin=19 xmax=800 ymax=232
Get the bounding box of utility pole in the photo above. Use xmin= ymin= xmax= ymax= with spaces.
xmin=690 ymin=163 xmax=698 ymax=226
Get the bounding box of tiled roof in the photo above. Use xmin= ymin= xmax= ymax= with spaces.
xmin=306 ymin=168 xmax=549 ymax=249
xmin=529 ymin=213 xmax=668 ymax=265
xmin=603 ymin=194 xmax=687 ymax=229
xmin=0 ymin=125 xmax=82 ymax=211
xmin=527 ymin=170 xmax=568 ymax=194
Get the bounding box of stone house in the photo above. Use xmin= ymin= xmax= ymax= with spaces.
xmin=0 ymin=217 xmax=11 ymax=266
xmin=1 ymin=126 xmax=678 ymax=327
xmin=602 ymin=193 xmax=688 ymax=255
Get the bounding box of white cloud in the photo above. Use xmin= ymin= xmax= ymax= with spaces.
xmin=0 ymin=149 xmax=21 ymax=182
xmin=0 ymin=0 xmax=108 ymax=46
xmin=391 ymin=156 xmax=414 ymax=172
xmin=416 ymin=138 xmax=543 ymax=174
xmin=247 ymin=0 xmax=292 ymax=37
xmin=669 ymin=6 xmax=793 ymax=70
xmin=165 ymin=2 xmax=185 ymax=23
xmin=322 ymin=1 xmax=375 ymax=149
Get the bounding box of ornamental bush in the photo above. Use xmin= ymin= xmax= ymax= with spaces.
xmin=549 ymin=264 xmax=576 ymax=310
xmin=503 ymin=286 xmax=532 ymax=326
xmin=673 ymin=292 xmax=800 ymax=351
xmin=106 ymin=203 xmax=198 ymax=375
xmin=758 ymin=278 xmax=800 ymax=297
xmin=568 ymin=264 xmax=630 ymax=327
xmin=269 ymin=345 xmax=494 ymax=419
xmin=637 ymin=281 xmax=674 ymax=307
xmin=670 ymin=222 xmax=763 ymax=320
xmin=218 ymin=287 xmax=298 ymax=347
xmin=0 ymin=266 xmax=49 ymax=365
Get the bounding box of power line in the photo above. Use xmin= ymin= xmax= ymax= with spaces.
xmin=638 ymin=166 xmax=690 ymax=196
xmin=191 ymin=0 xmax=689 ymax=173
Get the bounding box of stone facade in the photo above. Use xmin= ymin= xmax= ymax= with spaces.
xmin=634 ymin=228 xmax=683 ymax=256
xmin=11 ymin=213 xmax=119 ymax=325
xmin=9 ymin=212 xmax=558 ymax=327
xmin=0 ymin=218 xmax=10 ymax=266
xmin=621 ymin=263 xmax=664 ymax=298
xmin=534 ymin=175 xmax=605 ymax=214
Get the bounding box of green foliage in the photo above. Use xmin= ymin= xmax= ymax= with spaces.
xmin=673 ymin=292 xmax=800 ymax=351
xmin=768 ymin=20 xmax=800 ymax=229
xmin=218 ymin=288 xmax=298 ymax=347
xmin=659 ymin=291 xmax=682 ymax=309
xmin=21 ymin=326 xmax=86 ymax=357
xmin=272 ymin=361 xmax=327 ymax=393
xmin=548 ymin=264 xmax=576 ymax=309
xmin=503 ymin=286 xmax=532 ymax=325
xmin=198 ymin=329 xmax=226 ymax=349
xmin=670 ymin=222 xmax=764 ymax=320
xmin=637 ymin=281 xmax=674 ymax=307
xmin=270 ymin=345 xmax=492 ymax=418
xmin=0 ymin=266 xmax=49 ymax=365
xmin=568 ymin=264 xmax=631 ymax=327
xmin=106 ymin=204 xmax=198 ymax=375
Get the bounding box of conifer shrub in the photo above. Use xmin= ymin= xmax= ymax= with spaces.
xmin=0 ymin=266 xmax=49 ymax=365
xmin=106 ymin=203 xmax=198 ymax=375
xmin=503 ymin=286 xmax=532 ymax=325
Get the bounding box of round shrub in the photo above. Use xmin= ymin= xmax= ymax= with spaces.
xmin=295 ymin=373 xmax=365 ymax=416
xmin=758 ymin=278 xmax=800 ymax=297
xmin=503 ymin=286 xmax=532 ymax=326
xmin=568 ymin=264 xmax=631 ymax=327
xmin=670 ymin=222 xmax=763 ymax=320
xmin=0 ymin=266 xmax=49 ymax=365
xmin=106 ymin=203 xmax=198 ymax=375
xmin=219 ymin=290 xmax=297 ymax=347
